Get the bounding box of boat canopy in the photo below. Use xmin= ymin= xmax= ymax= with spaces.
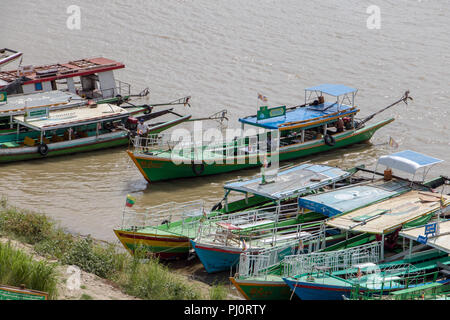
xmin=239 ymin=103 xmax=358 ymax=131
xmin=400 ymin=220 xmax=450 ymax=254
xmin=224 ymin=163 xmax=352 ymax=201
xmin=305 ymin=84 xmax=357 ymax=97
xmin=376 ymin=150 xmax=444 ymax=175
xmin=298 ymin=180 xmax=411 ymax=217
xmin=0 ymin=90 xmax=84 ymax=116
xmin=0 ymin=57 xmax=124 ymax=88
xmin=326 ymin=191 xmax=450 ymax=235
xmin=13 ymin=104 xmax=129 ymax=131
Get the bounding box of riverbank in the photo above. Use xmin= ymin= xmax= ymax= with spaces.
xmin=0 ymin=198 xmax=236 ymax=300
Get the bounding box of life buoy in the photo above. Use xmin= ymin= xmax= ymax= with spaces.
xmin=115 ymin=94 xmax=123 ymax=105
xmin=143 ymin=105 xmax=152 ymax=115
xmin=192 ymin=162 xmax=205 ymax=176
xmin=324 ymin=134 xmax=336 ymax=147
xmin=211 ymin=202 xmax=223 ymax=212
xmin=38 ymin=143 xmax=49 ymax=156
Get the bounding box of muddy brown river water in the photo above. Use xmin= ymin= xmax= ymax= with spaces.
xmin=3 ymin=0 xmax=449 ymax=242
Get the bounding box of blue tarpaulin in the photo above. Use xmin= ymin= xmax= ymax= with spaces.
xmin=239 ymin=102 xmax=357 ymax=130
xmin=298 ymin=180 xmax=411 ymax=217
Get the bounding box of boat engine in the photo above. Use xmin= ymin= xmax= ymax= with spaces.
xmin=125 ymin=116 xmax=138 ymax=133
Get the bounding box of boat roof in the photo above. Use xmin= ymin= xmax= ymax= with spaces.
xmin=0 ymin=90 xmax=85 ymax=116
xmin=0 ymin=57 xmax=124 ymax=87
xmin=326 ymin=191 xmax=450 ymax=235
xmin=400 ymin=220 xmax=450 ymax=254
xmin=377 ymin=150 xmax=444 ymax=175
xmin=224 ymin=164 xmax=352 ymax=201
xmin=239 ymin=102 xmax=358 ymax=130
xmin=298 ymin=179 xmax=411 ymax=217
xmin=305 ymin=84 xmax=357 ymax=97
xmin=13 ymin=104 xmax=129 ymax=131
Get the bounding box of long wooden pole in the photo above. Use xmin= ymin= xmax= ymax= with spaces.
xmin=356 ymin=90 xmax=413 ymax=129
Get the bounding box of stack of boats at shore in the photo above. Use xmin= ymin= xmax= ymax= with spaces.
xmin=0 ymin=52 xmax=193 ymax=162
xmin=2 ymin=51 xmax=449 ymax=300
xmin=114 ymin=150 xmax=450 ymax=300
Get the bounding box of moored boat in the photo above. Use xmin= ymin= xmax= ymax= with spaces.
xmin=127 ymin=85 xmax=411 ymax=182
xmin=0 ymin=56 xmax=145 ymax=105
xmin=230 ymin=151 xmax=449 ymax=299
xmin=114 ymin=162 xmax=361 ymax=260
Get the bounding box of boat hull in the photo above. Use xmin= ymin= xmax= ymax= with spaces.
xmin=283 ymin=277 xmax=355 ymax=300
xmin=0 ymin=131 xmax=129 ymax=163
xmin=129 ymin=118 xmax=394 ymax=182
xmin=190 ymin=240 xmax=245 ymax=273
xmin=230 ymin=277 xmax=292 ymax=300
xmin=114 ymin=229 xmax=191 ymax=260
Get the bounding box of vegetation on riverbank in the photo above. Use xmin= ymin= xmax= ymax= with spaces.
xmin=0 ymin=198 xmax=227 ymax=300
xmin=0 ymin=241 xmax=58 ymax=299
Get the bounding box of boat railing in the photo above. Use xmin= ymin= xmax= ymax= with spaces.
xmin=197 ymin=202 xmax=308 ymax=240
xmin=197 ymin=218 xmax=326 ymax=253
xmin=350 ymin=265 xmax=435 ymax=299
xmin=69 ymin=79 xmax=131 ymax=100
xmin=237 ymin=228 xmax=328 ymax=279
xmin=201 ymin=202 xmax=300 ymax=228
xmin=132 ymin=132 xmax=276 ymax=159
xmin=120 ymin=199 xmax=205 ymax=236
xmin=94 ymin=80 xmax=131 ymax=99
xmin=282 ymin=241 xmax=382 ymax=277
xmin=132 ymin=133 xmax=193 ymax=153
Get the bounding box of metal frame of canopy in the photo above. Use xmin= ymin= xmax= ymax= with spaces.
xmin=304 ymin=84 xmax=358 ymax=112
xmin=221 ymin=163 xmax=353 ymax=211
xmin=373 ymin=150 xmax=444 ymax=184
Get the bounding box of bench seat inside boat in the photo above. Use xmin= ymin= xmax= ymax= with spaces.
xmin=0 ymin=141 xmax=21 ymax=148
xmin=217 ymin=219 xmax=274 ymax=230
xmin=259 ymin=231 xmax=312 ymax=244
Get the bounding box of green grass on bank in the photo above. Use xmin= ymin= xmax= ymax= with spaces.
xmin=0 ymin=198 xmax=223 ymax=300
xmin=0 ymin=241 xmax=58 ymax=299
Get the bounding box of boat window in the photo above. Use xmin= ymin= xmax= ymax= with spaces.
xmin=34 ymin=82 xmax=43 ymax=91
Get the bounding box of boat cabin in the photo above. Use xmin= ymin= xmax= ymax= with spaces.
xmin=0 ymin=90 xmax=87 ymax=130
xmin=239 ymin=84 xmax=360 ymax=146
xmin=0 ymin=57 xmax=130 ymax=100
xmin=8 ymin=103 xmax=129 ymax=148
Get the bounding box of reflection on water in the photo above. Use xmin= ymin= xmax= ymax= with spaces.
xmin=2 ymin=0 xmax=449 ymax=241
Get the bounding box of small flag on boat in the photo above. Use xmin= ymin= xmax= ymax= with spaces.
xmin=388 ymin=136 xmax=399 ymax=149
xmin=125 ymin=194 xmax=136 ymax=208
xmin=257 ymin=93 xmax=268 ymax=102
xmin=241 ymin=239 xmax=248 ymax=251
xmin=356 ymin=267 xmax=362 ymax=280
xmin=200 ymin=208 xmax=207 ymax=222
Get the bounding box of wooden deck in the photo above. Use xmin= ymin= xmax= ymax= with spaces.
xmin=326 ymin=191 xmax=450 ymax=234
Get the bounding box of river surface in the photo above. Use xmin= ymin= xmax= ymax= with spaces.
xmin=2 ymin=0 xmax=449 ymax=242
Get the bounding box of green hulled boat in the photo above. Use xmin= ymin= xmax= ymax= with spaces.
xmin=114 ymin=162 xmax=361 ymax=260
xmin=127 ymin=85 xmax=410 ymax=182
